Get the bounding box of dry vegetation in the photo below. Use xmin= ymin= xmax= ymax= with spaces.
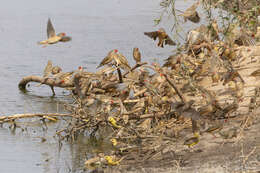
xmin=1 ymin=0 xmax=260 ymax=172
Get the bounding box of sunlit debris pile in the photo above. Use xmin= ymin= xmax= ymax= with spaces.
xmin=52 ymin=24 xmax=260 ymax=169
xmin=16 ymin=0 xmax=260 ymax=170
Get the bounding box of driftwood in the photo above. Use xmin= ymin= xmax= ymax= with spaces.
xmin=0 ymin=113 xmax=73 ymax=123
xmin=18 ymin=75 xmax=74 ymax=95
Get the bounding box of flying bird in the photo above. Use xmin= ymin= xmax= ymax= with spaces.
xmin=180 ymin=1 xmax=200 ymax=23
xmin=144 ymin=28 xmax=176 ymax=48
xmin=38 ymin=18 xmax=71 ymax=45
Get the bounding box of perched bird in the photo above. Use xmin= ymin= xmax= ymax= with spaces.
xmin=250 ymin=69 xmax=260 ymax=80
xmin=38 ymin=18 xmax=71 ymax=45
xmin=219 ymin=128 xmax=237 ymax=139
xmin=97 ymin=49 xmax=131 ymax=71
xmin=38 ymin=60 xmax=63 ymax=95
xmin=184 ymin=132 xmax=200 ymax=148
xmin=163 ymin=54 xmax=182 ymax=69
xmin=144 ymin=28 xmax=176 ymax=48
xmin=163 ymin=126 xmax=176 ymax=138
xmin=43 ymin=60 xmax=53 ymax=78
xmin=133 ymin=47 xmax=141 ymax=64
xmin=42 ymin=60 xmax=62 ymax=78
xmin=222 ymin=69 xmax=244 ymax=85
xmin=104 ymin=156 xmax=120 ymax=166
xmin=108 ymin=116 xmax=122 ymax=129
xmin=114 ymin=52 xmax=131 ymax=70
xmin=180 ymin=1 xmax=200 ymax=23
xmin=97 ymin=49 xmax=118 ymax=68
xmin=53 ymin=71 xmax=74 ymax=85
xmin=52 ymin=66 xmax=62 ymax=75
xmin=226 ymin=24 xmax=255 ymax=46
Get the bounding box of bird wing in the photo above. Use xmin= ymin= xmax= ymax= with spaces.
xmin=59 ymin=36 xmax=72 ymax=42
xmin=43 ymin=60 xmax=53 ymax=77
xmin=250 ymin=69 xmax=260 ymax=77
xmin=186 ymin=1 xmax=199 ymax=12
xmin=47 ymin=18 xmax=56 ymax=38
xmin=97 ymin=50 xmax=114 ymax=68
xmin=165 ymin=35 xmax=176 ymax=45
xmin=116 ymin=53 xmax=131 ymax=70
xmin=144 ymin=31 xmax=159 ymax=41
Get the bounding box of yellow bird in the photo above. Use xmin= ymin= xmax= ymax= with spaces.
xmin=184 ymin=132 xmax=200 ymax=148
xmin=108 ymin=117 xmax=122 ymax=129
xmin=110 ymin=138 xmax=118 ymax=146
xmin=104 ymin=156 xmax=120 ymax=166
xmin=38 ymin=18 xmax=71 ymax=45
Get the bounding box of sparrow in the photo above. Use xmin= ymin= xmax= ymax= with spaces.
xmin=42 ymin=60 xmax=62 ymax=79
xmin=43 ymin=60 xmax=53 ymax=78
xmin=97 ymin=49 xmax=131 ymax=70
xmin=97 ymin=49 xmax=118 ymax=68
xmin=144 ymin=28 xmax=176 ymax=48
xmin=133 ymin=47 xmax=141 ymax=64
xmin=39 ymin=60 xmax=65 ymax=95
xmin=250 ymin=69 xmax=260 ymax=80
xmin=219 ymin=128 xmax=237 ymax=139
xmin=38 ymin=18 xmax=71 ymax=45
xmin=180 ymin=1 xmax=200 ymax=23
xmin=114 ymin=52 xmax=131 ymax=70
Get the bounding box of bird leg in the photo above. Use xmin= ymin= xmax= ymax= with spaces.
xmin=50 ymin=86 xmax=55 ymax=96
xmin=116 ymin=66 xmax=123 ymax=83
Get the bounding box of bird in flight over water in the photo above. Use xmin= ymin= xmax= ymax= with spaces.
xmin=144 ymin=28 xmax=176 ymax=48
xmin=38 ymin=18 xmax=71 ymax=45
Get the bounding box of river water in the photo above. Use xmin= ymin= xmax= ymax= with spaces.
xmin=0 ymin=0 xmax=198 ymax=172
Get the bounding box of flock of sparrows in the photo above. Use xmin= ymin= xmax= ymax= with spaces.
xmin=39 ymin=1 xmax=240 ymax=149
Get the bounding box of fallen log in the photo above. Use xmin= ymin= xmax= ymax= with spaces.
xmin=0 ymin=113 xmax=73 ymax=123
xmin=18 ymin=75 xmax=74 ymax=95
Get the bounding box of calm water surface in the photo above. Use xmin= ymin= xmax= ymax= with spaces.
xmin=0 ymin=0 xmax=198 ymax=172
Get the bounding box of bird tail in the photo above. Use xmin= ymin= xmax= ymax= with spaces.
xmin=38 ymin=40 xmax=48 ymax=45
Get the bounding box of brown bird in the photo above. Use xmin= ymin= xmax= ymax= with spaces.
xmin=43 ymin=60 xmax=62 ymax=78
xmin=219 ymin=128 xmax=237 ymax=139
xmin=97 ymin=49 xmax=118 ymax=68
xmin=97 ymin=49 xmax=131 ymax=71
xmin=144 ymin=28 xmax=176 ymax=48
xmin=40 ymin=60 xmax=64 ymax=95
xmin=180 ymin=1 xmax=200 ymax=23
xmin=115 ymin=52 xmax=131 ymax=70
xmin=38 ymin=18 xmax=71 ymax=45
xmin=250 ymin=69 xmax=260 ymax=80
xmin=52 ymin=66 xmax=62 ymax=75
xmin=133 ymin=47 xmax=141 ymax=64
xmin=43 ymin=60 xmax=53 ymax=78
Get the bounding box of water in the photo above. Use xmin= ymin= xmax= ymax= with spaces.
xmin=0 ymin=0 xmax=199 ymax=172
